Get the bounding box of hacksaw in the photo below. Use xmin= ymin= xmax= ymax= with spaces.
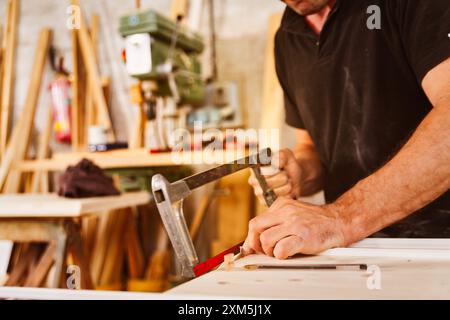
xmin=151 ymin=148 xmax=277 ymax=278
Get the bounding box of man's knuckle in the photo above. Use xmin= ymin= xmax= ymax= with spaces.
xmin=260 ymin=232 xmax=270 ymax=245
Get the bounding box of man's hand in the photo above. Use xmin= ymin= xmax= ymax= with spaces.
xmin=242 ymin=197 xmax=347 ymax=259
xmin=248 ymin=149 xmax=302 ymax=203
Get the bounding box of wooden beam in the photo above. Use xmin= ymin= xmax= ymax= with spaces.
xmin=186 ymin=0 xmax=203 ymax=31
xmin=24 ymin=243 xmax=56 ymax=288
xmin=29 ymin=106 xmax=53 ymax=193
xmin=125 ymin=208 xmax=144 ymax=279
xmin=0 ymin=24 xmax=5 ymax=152
xmin=170 ymin=0 xmax=189 ymax=21
xmin=0 ymin=0 xmax=19 ymax=157
xmin=259 ymin=13 xmax=283 ymax=133
xmin=72 ymin=0 xmax=115 ymax=142
xmin=0 ymin=192 xmax=151 ymax=218
xmin=0 ymin=28 xmax=52 ymax=193
xmin=5 ymin=244 xmax=41 ymax=287
xmin=71 ymin=21 xmax=81 ymax=150
xmin=85 ymin=13 xmax=100 ymax=130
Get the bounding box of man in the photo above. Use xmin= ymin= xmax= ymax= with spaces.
xmin=244 ymin=0 xmax=450 ymax=259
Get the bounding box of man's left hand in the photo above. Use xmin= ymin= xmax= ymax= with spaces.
xmin=242 ymin=197 xmax=348 ymax=259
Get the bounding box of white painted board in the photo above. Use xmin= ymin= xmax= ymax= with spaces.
xmin=168 ymin=239 xmax=450 ymax=300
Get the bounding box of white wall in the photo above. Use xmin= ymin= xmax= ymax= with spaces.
xmin=0 ymin=0 xmax=295 ymax=149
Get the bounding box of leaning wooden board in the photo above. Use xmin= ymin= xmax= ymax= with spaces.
xmin=0 ymin=191 xmax=151 ymax=218
xmin=167 ymin=239 xmax=450 ymax=300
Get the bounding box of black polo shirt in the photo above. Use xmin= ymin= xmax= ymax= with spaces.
xmin=275 ymin=0 xmax=450 ymax=237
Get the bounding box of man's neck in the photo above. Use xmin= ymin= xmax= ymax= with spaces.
xmin=305 ymin=0 xmax=336 ymax=35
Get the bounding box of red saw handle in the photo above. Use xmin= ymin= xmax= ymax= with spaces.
xmin=193 ymin=242 xmax=243 ymax=277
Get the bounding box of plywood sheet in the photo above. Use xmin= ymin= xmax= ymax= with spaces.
xmin=168 ymin=239 xmax=450 ymax=299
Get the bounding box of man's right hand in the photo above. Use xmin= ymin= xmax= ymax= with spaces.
xmin=249 ymin=149 xmax=302 ymax=204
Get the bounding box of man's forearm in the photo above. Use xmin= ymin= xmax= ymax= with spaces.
xmin=293 ymin=144 xmax=325 ymax=196
xmin=329 ymin=102 xmax=450 ymax=245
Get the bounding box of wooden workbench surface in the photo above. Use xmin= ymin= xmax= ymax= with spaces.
xmin=0 ymin=191 xmax=151 ymax=218
xmin=168 ymin=239 xmax=450 ymax=300
xmin=16 ymin=149 xmax=248 ymax=172
xmin=0 ymin=239 xmax=448 ymax=300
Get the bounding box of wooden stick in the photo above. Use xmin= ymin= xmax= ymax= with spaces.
xmin=145 ymin=226 xmax=170 ymax=282
xmin=125 ymin=208 xmax=144 ymax=278
xmin=24 ymin=243 xmax=57 ymax=287
xmin=70 ymin=19 xmax=81 ymax=150
xmin=85 ymin=13 xmax=99 ymax=129
xmin=29 ymin=106 xmax=53 ymax=193
xmin=0 ymin=28 xmax=52 ymax=193
xmin=72 ymin=0 xmax=115 ymax=142
xmin=259 ymin=13 xmax=283 ymax=133
xmin=5 ymin=244 xmax=41 ymax=287
xmin=99 ymin=209 xmax=127 ymax=287
xmin=0 ymin=1 xmax=12 ymax=157
xmin=170 ymin=0 xmax=189 ymax=21
xmin=90 ymin=211 xmax=113 ymax=286
xmin=0 ymin=0 xmax=19 ymax=157
xmin=189 ymin=184 xmax=217 ymax=240
xmin=0 ymin=24 xmax=5 ymax=149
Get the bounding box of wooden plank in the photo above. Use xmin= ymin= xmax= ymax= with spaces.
xmin=72 ymin=0 xmax=115 ymax=142
xmin=16 ymin=149 xmax=248 ymax=172
xmin=0 ymin=28 xmax=52 ymax=193
xmin=0 ymin=0 xmax=19 ymax=157
xmin=168 ymin=239 xmax=450 ymax=299
xmin=189 ymin=184 xmax=217 ymax=241
xmin=0 ymin=24 xmax=5 ymax=153
xmin=5 ymin=244 xmax=41 ymax=287
xmin=135 ymin=0 xmax=141 ymax=10
xmin=71 ymin=22 xmax=81 ymax=150
xmin=24 ymin=243 xmax=56 ymax=287
xmin=0 ymin=191 xmax=151 ymax=218
xmin=186 ymin=0 xmax=203 ymax=31
xmin=350 ymin=238 xmax=450 ymax=250
xmin=85 ymin=13 xmax=99 ymax=129
xmin=170 ymin=0 xmax=189 ymax=21
xmin=211 ymin=170 xmax=252 ymax=255
xmin=125 ymin=208 xmax=144 ymax=279
xmin=259 ymin=13 xmax=283 ymax=142
xmin=81 ymin=216 xmax=98 ymax=263
xmin=30 ymin=106 xmax=53 ymax=193
xmin=99 ymin=209 xmax=127 ymax=287
xmin=67 ymin=227 xmax=94 ymax=289
xmin=90 ymin=211 xmax=114 ymax=286
xmin=144 ymin=225 xmax=170 ymax=289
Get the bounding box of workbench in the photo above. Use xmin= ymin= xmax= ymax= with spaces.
xmin=168 ymin=238 xmax=450 ymax=300
xmin=0 ymin=191 xmax=151 ymax=289
xmin=16 ymin=149 xmax=248 ymax=172
xmin=0 ymin=239 xmax=449 ymax=299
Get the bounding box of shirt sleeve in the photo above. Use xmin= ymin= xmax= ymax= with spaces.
xmin=274 ymin=29 xmax=306 ymax=129
xmin=393 ymin=0 xmax=450 ymax=82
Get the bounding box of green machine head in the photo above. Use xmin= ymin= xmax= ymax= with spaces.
xmin=119 ymin=10 xmax=205 ymax=106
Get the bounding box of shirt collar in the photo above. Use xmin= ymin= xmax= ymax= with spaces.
xmin=280 ymin=0 xmax=342 ymax=36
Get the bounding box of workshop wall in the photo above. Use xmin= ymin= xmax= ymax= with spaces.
xmin=0 ymin=0 xmax=293 ymax=149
